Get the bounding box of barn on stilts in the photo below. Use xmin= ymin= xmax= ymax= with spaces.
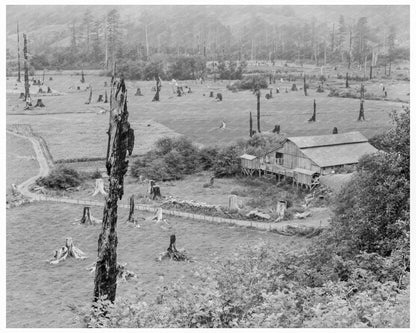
xmin=240 ymin=131 xmax=377 ymax=190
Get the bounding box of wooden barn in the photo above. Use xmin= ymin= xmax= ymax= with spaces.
xmin=240 ymin=131 xmax=377 ymax=189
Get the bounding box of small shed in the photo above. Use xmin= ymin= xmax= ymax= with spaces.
xmin=240 ymin=154 xmax=259 ymax=175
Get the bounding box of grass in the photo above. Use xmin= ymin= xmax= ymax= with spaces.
xmin=6 ymin=201 xmax=306 ymax=328
xmin=7 ymin=74 xmax=408 ymax=161
xmin=6 ymin=132 xmax=39 ymax=190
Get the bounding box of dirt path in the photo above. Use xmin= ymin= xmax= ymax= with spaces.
xmin=6 ymin=130 xmax=51 ymax=198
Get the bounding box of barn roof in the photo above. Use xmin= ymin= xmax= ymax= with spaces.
xmin=288 ymin=131 xmax=368 ymax=148
xmin=240 ymin=154 xmax=257 ymax=160
xmin=300 ymin=142 xmax=378 ymax=168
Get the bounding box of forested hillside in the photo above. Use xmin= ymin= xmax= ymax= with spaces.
xmin=6 ymin=5 xmax=410 ymax=70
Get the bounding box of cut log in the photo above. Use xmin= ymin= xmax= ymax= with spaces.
xmin=275 ymin=200 xmax=287 ymax=222
xmin=34 ymin=99 xmax=45 ymax=107
xmin=92 ymin=178 xmax=107 ymax=196
xmin=47 ymin=237 xmax=87 ymax=264
xmin=228 ymin=195 xmax=239 ymax=212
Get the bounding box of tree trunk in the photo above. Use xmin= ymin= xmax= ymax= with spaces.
xmin=85 ymin=86 xmax=92 ymax=104
xmin=152 ymin=76 xmax=161 ymax=102
xmin=346 ymin=72 xmax=349 ymax=88
xmin=358 ymin=100 xmax=365 ymax=121
xmin=127 ymin=195 xmax=135 ymax=223
xmin=249 ymin=111 xmax=253 ymax=137
xmin=23 ymin=34 xmax=30 ymax=106
xmin=81 ymin=70 xmax=85 ymax=83
xmin=17 ymin=22 xmax=21 ymax=82
xmin=42 ymin=69 xmax=45 ymax=85
xmin=303 ymin=75 xmax=307 ymax=96
xmin=93 ymin=71 xmax=134 ymax=303
xmin=256 ymin=90 xmax=261 ymax=133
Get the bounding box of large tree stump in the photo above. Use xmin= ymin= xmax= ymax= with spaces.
xmin=97 ymin=94 xmax=103 ymax=102
xmin=275 ymin=200 xmax=287 ymax=222
xmin=149 ymin=180 xmax=162 ymax=200
xmin=209 ymin=91 xmax=214 ymax=98
xmin=47 ymin=86 xmax=52 ymax=93
xmin=333 ymin=127 xmax=338 ymax=134
xmin=291 ymin=83 xmax=298 ymax=91
xmin=92 ymin=178 xmax=107 ymax=196
xmin=38 ymin=87 xmax=44 ymax=93
xmin=35 ymin=99 xmax=45 ymax=107
xmin=47 ymin=237 xmax=88 ymax=264
xmin=152 ymin=208 xmax=163 ymax=223
xmin=19 ymin=92 xmax=25 ymax=99
xmin=104 ymin=90 xmax=108 ymax=103
xmin=216 ymin=93 xmax=222 ymax=101
xmin=228 ymin=195 xmax=239 ymax=213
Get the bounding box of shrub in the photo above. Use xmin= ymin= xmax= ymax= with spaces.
xmin=239 ymin=75 xmax=268 ymax=90
xmin=212 ymin=145 xmax=241 ymax=177
xmin=36 ymin=166 xmax=83 ymax=190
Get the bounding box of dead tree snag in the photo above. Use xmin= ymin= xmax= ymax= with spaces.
xmin=152 ymin=75 xmax=161 ymax=102
xmin=358 ymin=99 xmax=365 ymax=121
xmin=249 ymin=112 xmax=253 ymax=137
xmin=23 ymin=33 xmax=30 ymax=108
xmin=93 ymin=70 xmax=135 ymax=303
xmin=303 ymin=75 xmax=308 ymax=96
xmin=309 ymin=99 xmax=316 ymax=122
xmin=85 ymin=86 xmax=92 ymax=104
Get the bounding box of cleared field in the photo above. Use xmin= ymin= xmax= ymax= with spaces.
xmin=6 ymin=132 xmax=39 ymax=190
xmin=6 ymin=201 xmax=305 ymax=328
xmin=7 ymin=74 xmax=407 ymax=160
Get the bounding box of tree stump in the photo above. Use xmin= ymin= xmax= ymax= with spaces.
xmin=38 ymin=87 xmax=44 ymax=93
xmin=92 ymin=178 xmax=107 ymax=196
xmin=152 ymin=76 xmax=161 ymax=102
xmin=135 ymin=88 xmax=143 ymax=96
xmin=97 ymin=94 xmax=103 ymax=102
xmin=104 ymin=90 xmax=108 ymax=103
xmin=209 ymin=91 xmax=214 ymax=97
xmin=333 ymin=127 xmax=338 ymax=134
xmin=291 ymin=84 xmax=298 ymax=91
xmin=272 ymin=125 xmax=280 ymax=134
xmin=47 ymin=237 xmax=87 ymax=264
xmin=19 ymin=92 xmax=25 ymax=99
xmin=276 ymin=88 xmax=280 ymax=93
xmin=35 ymin=99 xmax=45 ymax=107
xmin=126 ymin=195 xmax=136 ymax=224
xmin=77 ymin=86 xmax=80 ymax=90
xmin=358 ymin=100 xmax=365 ymax=121
xmin=47 ymin=86 xmax=52 ymax=93
xmin=309 ymin=99 xmax=316 ymax=122
xmin=265 ymin=93 xmax=271 ymax=99
xmin=228 ymin=195 xmax=239 ymax=213
xmin=104 ymin=81 xmax=107 ymax=87
xmin=216 ymin=93 xmax=223 ymax=101
xmin=80 ymin=206 xmax=92 ymax=224
xmin=275 ymin=200 xmax=287 ymax=222
xmin=49 ymin=77 xmax=53 ymax=81
xmin=157 ymin=235 xmax=189 ymax=261
xmin=85 ymin=86 xmax=92 ymax=104
xmin=303 ymin=76 xmax=308 ymax=96
xmin=177 ymin=87 xmax=182 ymax=97
xmin=152 ymin=208 xmax=163 ymax=223
xmin=81 ymin=70 xmax=85 ymax=83
xmin=345 ymin=72 xmax=349 ymax=88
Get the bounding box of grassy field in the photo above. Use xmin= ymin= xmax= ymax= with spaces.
xmin=6 ymin=201 xmax=307 ymax=328
xmin=6 ymin=72 xmax=408 ymax=161
xmin=6 ymin=132 xmax=39 ymax=190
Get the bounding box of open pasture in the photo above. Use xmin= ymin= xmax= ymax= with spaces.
xmin=7 ymin=73 xmax=407 ymax=161
xmin=6 ymin=201 xmax=305 ymax=328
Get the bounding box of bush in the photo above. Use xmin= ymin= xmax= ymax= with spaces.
xmin=212 ymin=145 xmax=241 ymax=178
xmin=36 ymin=166 xmax=83 ymax=190
xmin=239 ymin=75 xmax=268 ymax=90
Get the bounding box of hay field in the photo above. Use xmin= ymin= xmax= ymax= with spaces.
xmin=6 ymin=201 xmax=305 ymax=328
xmin=6 ymin=73 xmax=408 ymax=161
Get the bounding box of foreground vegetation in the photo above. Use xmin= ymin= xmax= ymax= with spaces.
xmin=78 ymin=108 xmax=409 ymax=328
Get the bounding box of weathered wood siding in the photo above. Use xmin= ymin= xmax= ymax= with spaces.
xmin=294 ymin=172 xmax=313 ymax=185
xmin=276 ymin=141 xmax=320 ymax=172
xmin=241 ymin=158 xmax=259 ymax=169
